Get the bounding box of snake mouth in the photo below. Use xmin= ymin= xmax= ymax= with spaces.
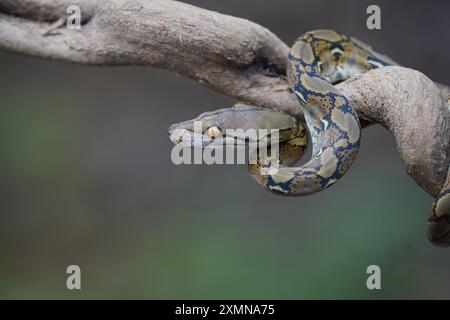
xmin=169 ymin=126 xmax=274 ymax=148
xmin=169 ymin=128 xmax=206 ymax=147
xmin=168 ymin=127 xmax=232 ymax=148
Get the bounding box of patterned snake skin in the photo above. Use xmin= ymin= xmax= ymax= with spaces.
xmin=169 ymin=30 xmax=450 ymax=246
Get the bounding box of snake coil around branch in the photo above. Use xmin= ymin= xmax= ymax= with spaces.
xmin=0 ymin=0 xmax=449 ymax=245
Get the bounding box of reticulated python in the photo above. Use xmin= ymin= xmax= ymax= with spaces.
xmin=169 ymin=29 xmax=450 ymax=247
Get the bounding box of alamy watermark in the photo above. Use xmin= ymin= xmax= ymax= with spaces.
xmin=66 ymin=265 xmax=81 ymax=290
xmin=366 ymin=265 xmax=381 ymax=290
xmin=366 ymin=5 xmax=381 ymax=30
xmin=66 ymin=5 xmax=82 ymax=30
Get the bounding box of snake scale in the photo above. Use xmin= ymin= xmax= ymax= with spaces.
xmin=169 ymin=30 xmax=450 ymax=246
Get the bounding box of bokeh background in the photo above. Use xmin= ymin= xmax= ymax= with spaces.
xmin=0 ymin=0 xmax=449 ymax=299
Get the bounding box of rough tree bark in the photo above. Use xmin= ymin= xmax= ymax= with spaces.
xmin=0 ymin=0 xmax=449 ymax=197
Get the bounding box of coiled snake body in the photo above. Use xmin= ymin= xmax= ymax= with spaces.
xmin=169 ymin=30 xmax=450 ymax=246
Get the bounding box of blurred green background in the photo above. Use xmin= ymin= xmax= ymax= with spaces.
xmin=0 ymin=0 xmax=449 ymax=299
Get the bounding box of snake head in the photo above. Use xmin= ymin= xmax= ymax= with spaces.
xmin=168 ymin=103 xmax=300 ymax=149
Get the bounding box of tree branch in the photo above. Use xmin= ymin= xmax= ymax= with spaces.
xmin=0 ymin=0 xmax=448 ymax=196
xmin=0 ymin=0 xmax=298 ymax=116
xmin=338 ymin=67 xmax=450 ymax=196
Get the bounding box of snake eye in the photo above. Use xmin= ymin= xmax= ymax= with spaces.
xmin=206 ymin=126 xmax=222 ymax=139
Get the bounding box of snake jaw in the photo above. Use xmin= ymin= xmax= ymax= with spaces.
xmin=169 ymin=127 xmax=209 ymax=147
xmin=168 ymin=128 xmax=188 ymax=144
xmin=169 ymin=126 xmax=253 ymax=149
